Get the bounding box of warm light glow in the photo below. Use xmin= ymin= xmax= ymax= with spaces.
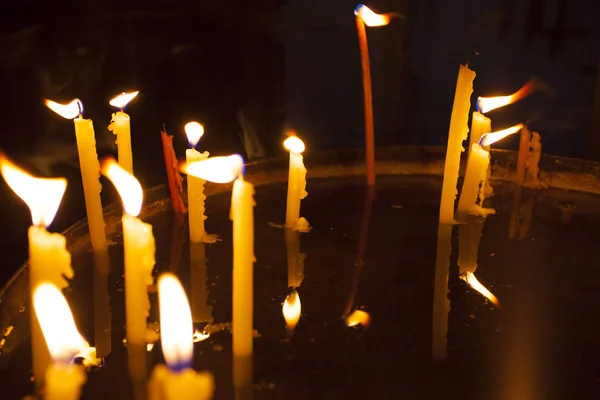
xmin=109 ymin=91 xmax=139 ymax=109
xmin=34 ymin=283 xmax=90 ymax=363
xmin=462 ymin=272 xmax=501 ymax=308
xmin=479 ymin=124 xmax=524 ymax=147
xmin=354 ymin=4 xmax=390 ymax=27
xmin=45 ymin=98 xmax=83 ymax=119
xmin=477 ymin=81 xmax=536 ymax=114
xmin=100 ymin=158 xmax=143 ymax=216
xmin=283 ymin=136 xmax=305 ymax=154
xmin=282 ymin=290 xmax=301 ymax=331
xmin=185 ymin=121 xmax=205 ymax=148
xmin=158 ymin=273 xmax=194 ymax=370
xmin=345 ymin=309 xmax=371 ymax=328
xmin=182 ymin=154 xmax=244 ymax=184
xmin=193 ymin=329 xmax=210 ymax=343
xmin=0 ymin=156 xmax=66 ymax=227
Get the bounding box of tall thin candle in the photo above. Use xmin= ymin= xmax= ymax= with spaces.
xmin=109 ymin=91 xmax=139 ymax=174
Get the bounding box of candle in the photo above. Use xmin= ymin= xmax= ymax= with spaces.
xmin=469 ymin=111 xmax=493 ymax=198
xmin=526 ymin=131 xmax=546 ymax=188
xmin=101 ymin=158 xmax=155 ymax=381
xmin=354 ymin=4 xmax=391 ymax=188
xmin=45 ymin=99 xmax=107 ymax=253
xmin=148 ymin=273 xmax=214 ymax=400
xmin=185 ymin=122 xmax=210 ymax=242
xmin=183 ymin=155 xmax=255 ymax=388
xmin=0 ymin=157 xmax=74 ymax=387
xmin=282 ymin=290 xmax=301 ymax=331
xmin=283 ymin=136 xmax=308 ymax=229
xmin=456 ymin=124 xmax=523 ymax=220
xmin=509 ymin=125 xmax=532 ymax=239
xmin=161 ymin=126 xmax=187 ymax=215
xmin=34 ymin=283 xmax=94 ymax=400
xmin=108 ymin=91 xmax=139 ymax=174
xmin=285 ymin=228 xmax=305 ymax=288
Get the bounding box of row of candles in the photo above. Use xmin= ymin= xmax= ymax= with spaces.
xmin=0 ymin=4 xmax=547 ymax=398
xmin=2 ymin=89 xmax=311 ymax=398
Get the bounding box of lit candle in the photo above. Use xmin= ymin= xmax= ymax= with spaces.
xmin=283 ymin=136 xmax=308 ymax=229
xmin=354 ymin=4 xmax=392 ymax=188
xmin=34 ymin=283 xmax=94 ymax=400
xmin=101 ymin=158 xmax=155 ymax=381
xmin=432 ymin=63 xmax=475 ymax=361
xmin=469 ymin=111 xmax=493 ymax=198
xmin=282 ymin=290 xmax=301 ymax=331
xmin=285 ymin=228 xmax=305 ymax=288
xmin=45 ymin=99 xmax=107 ymax=253
xmin=183 ymin=155 xmax=254 ymax=388
xmin=148 ymin=273 xmax=214 ymax=400
xmin=0 ymin=156 xmax=73 ymax=387
xmin=108 ymin=91 xmax=139 ymax=174
xmin=185 ymin=122 xmax=210 ymax=242
xmin=457 ymin=124 xmax=523 ymax=220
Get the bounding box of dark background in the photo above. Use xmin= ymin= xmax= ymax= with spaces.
xmin=0 ymin=0 xmax=599 ymax=286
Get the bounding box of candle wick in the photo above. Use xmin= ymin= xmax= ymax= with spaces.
xmin=465 ymin=51 xmax=480 ymax=68
xmin=120 ymin=108 xmax=124 ymax=113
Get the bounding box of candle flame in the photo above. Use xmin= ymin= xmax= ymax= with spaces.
xmin=109 ymin=91 xmax=139 ymax=109
xmin=193 ymin=329 xmax=210 ymax=343
xmin=462 ymin=272 xmax=501 ymax=308
xmin=182 ymin=154 xmax=244 ymax=183
xmin=34 ymin=283 xmax=91 ymax=363
xmin=479 ymin=123 xmax=524 ymax=147
xmin=355 ymin=4 xmax=390 ymax=27
xmin=345 ymin=309 xmax=371 ymax=328
xmin=158 ymin=273 xmax=194 ymax=370
xmin=45 ymin=98 xmax=83 ymax=119
xmin=0 ymin=156 xmax=66 ymax=227
xmin=185 ymin=121 xmax=205 ymax=148
xmin=282 ymin=290 xmax=301 ymax=331
xmin=283 ymin=135 xmax=305 ymax=154
xmin=100 ymin=158 xmax=143 ymax=216
xmin=477 ymin=81 xmax=537 ymax=114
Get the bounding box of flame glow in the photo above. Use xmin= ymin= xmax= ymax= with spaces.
xmin=185 ymin=122 xmax=205 ymax=148
xmin=462 ymin=272 xmax=501 ymax=308
xmin=477 ymin=81 xmax=536 ymax=114
xmin=283 ymin=136 xmax=305 ymax=154
xmin=193 ymin=329 xmax=210 ymax=343
xmin=109 ymin=91 xmax=139 ymax=109
xmin=100 ymin=158 xmax=143 ymax=216
xmin=0 ymin=156 xmax=66 ymax=227
xmin=282 ymin=290 xmax=301 ymax=331
xmin=158 ymin=273 xmax=194 ymax=370
xmin=479 ymin=124 xmax=524 ymax=147
xmin=354 ymin=4 xmax=390 ymax=27
xmin=345 ymin=309 xmax=371 ymax=328
xmin=182 ymin=154 xmax=244 ymax=183
xmin=34 ymin=283 xmax=90 ymax=362
xmin=45 ymin=99 xmax=83 ymax=119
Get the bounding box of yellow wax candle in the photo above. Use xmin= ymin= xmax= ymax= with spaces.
xmin=34 ymin=283 xmax=92 ymax=400
xmin=458 ymin=218 xmax=485 ymax=275
xmin=109 ymin=91 xmax=139 ymax=174
xmin=456 ymin=143 xmax=493 ymax=220
xmin=45 ymin=99 xmax=107 ymax=253
xmin=284 ymin=136 xmax=308 ymax=228
xmin=190 ymin=241 xmax=213 ymax=323
xmin=0 ymin=157 xmax=73 ymax=387
xmin=439 ymin=64 xmax=476 ymax=224
xmin=285 ymin=227 xmax=305 ymax=288
xmin=149 ymin=273 xmax=214 ymax=400
xmin=470 ymin=111 xmax=494 ymax=198
xmin=101 ymin=159 xmax=155 ymax=381
xmin=182 ymin=155 xmax=254 ymax=387
xmin=185 ymin=122 xmax=210 ymax=242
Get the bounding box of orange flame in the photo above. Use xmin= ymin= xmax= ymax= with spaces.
xmin=0 ymin=156 xmax=67 ymax=227
xmin=462 ymin=272 xmax=501 ymax=308
xmin=185 ymin=121 xmax=205 ymax=148
xmin=33 ymin=283 xmax=92 ymax=363
xmin=479 ymin=123 xmax=524 ymax=147
xmin=45 ymin=98 xmax=83 ymax=119
xmin=355 ymin=4 xmax=390 ymax=27
xmin=283 ymin=135 xmax=305 ymax=154
xmin=477 ymin=81 xmax=537 ymax=114
xmin=100 ymin=158 xmax=143 ymax=216
xmin=109 ymin=91 xmax=139 ymax=109
xmin=282 ymin=290 xmax=301 ymax=331
xmin=182 ymin=155 xmax=244 ymax=184
xmin=345 ymin=309 xmax=371 ymax=328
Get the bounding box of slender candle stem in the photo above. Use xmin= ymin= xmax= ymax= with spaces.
xmin=356 ymin=15 xmax=376 ymax=189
